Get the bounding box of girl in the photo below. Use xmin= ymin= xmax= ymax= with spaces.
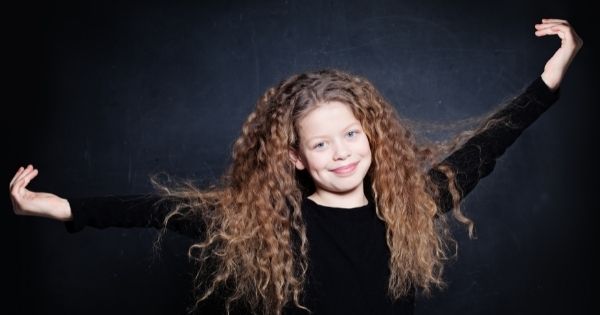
xmin=9 ymin=19 xmax=582 ymax=315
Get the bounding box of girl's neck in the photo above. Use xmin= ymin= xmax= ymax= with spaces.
xmin=308 ymin=189 xmax=368 ymax=209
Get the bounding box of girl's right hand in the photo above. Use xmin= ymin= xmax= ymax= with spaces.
xmin=9 ymin=165 xmax=72 ymax=221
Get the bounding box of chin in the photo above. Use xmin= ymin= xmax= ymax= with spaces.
xmin=332 ymin=179 xmax=364 ymax=192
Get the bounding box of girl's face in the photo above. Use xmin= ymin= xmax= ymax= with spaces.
xmin=290 ymin=101 xmax=372 ymax=201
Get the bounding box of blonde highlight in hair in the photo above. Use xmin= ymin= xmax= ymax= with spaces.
xmin=154 ymin=69 xmax=476 ymax=314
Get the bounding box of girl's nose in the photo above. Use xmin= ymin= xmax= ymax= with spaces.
xmin=333 ymin=142 xmax=351 ymax=160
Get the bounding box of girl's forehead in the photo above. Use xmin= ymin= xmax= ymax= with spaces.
xmin=300 ymin=101 xmax=355 ymax=120
xmin=298 ymin=101 xmax=362 ymax=136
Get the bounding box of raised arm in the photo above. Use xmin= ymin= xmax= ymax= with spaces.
xmin=428 ymin=18 xmax=582 ymax=212
xmin=428 ymin=77 xmax=558 ymax=212
xmin=9 ymin=165 xmax=202 ymax=238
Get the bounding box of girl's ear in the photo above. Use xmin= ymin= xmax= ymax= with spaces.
xmin=288 ymin=148 xmax=306 ymax=170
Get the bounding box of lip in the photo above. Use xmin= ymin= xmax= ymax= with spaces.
xmin=331 ymin=162 xmax=359 ymax=174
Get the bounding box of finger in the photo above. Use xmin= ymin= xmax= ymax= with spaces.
xmin=535 ymin=22 xmax=564 ymax=30
xmin=15 ymin=168 xmax=38 ymax=194
xmin=535 ymin=25 xmax=568 ymax=37
xmin=542 ymin=18 xmax=569 ymax=25
xmin=535 ymin=28 xmax=557 ymax=36
xmin=12 ymin=165 xmax=34 ymax=190
xmin=9 ymin=166 xmax=25 ymax=189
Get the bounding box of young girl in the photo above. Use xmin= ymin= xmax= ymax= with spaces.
xmin=9 ymin=19 xmax=582 ymax=315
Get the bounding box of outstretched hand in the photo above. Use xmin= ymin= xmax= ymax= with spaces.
xmin=9 ymin=165 xmax=72 ymax=221
xmin=535 ymin=18 xmax=583 ymax=91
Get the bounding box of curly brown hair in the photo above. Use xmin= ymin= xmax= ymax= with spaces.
xmin=153 ymin=69 xmax=475 ymax=315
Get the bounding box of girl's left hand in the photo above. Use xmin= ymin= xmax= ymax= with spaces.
xmin=535 ymin=18 xmax=583 ymax=91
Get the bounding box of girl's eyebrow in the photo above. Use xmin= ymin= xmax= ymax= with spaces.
xmin=306 ymin=122 xmax=361 ymax=141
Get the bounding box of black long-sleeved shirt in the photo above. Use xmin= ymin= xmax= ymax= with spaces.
xmin=64 ymin=77 xmax=559 ymax=314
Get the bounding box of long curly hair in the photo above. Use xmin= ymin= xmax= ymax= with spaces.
xmin=153 ymin=69 xmax=476 ymax=315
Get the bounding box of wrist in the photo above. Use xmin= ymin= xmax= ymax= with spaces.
xmin=58 ymin=198 xmax=73 ymax=221
xmin=540 ymin=72 xmax=561 ymax=92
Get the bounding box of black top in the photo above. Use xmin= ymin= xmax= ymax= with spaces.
xmin=64 ymin=77 xmax=559 ymax=314
xmin=288 ymin=197 xmax=413 ymax=314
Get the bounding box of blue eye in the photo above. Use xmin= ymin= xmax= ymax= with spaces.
xmin=347 ymin=130 xmax=359 ymax=137
xmin=313 ymin=142 xmax=325 ymax=149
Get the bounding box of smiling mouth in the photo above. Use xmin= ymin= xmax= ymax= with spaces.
xmin=331 ymin=162 xmax=358 ymax=174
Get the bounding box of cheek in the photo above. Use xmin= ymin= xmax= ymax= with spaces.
xmin=305 ymin=153 xmax=329 ymax=170
xmin=358 ymin=138 xmax=372 ymax=155
xmin=318 ymin=155 xmax=332 ymax=169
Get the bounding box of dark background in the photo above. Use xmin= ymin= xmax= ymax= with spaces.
xmin=5 ymin=0 xmax=596 ymax=314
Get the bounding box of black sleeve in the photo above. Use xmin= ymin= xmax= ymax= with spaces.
xmin=64 ymin=194 xmax=203 ymax=239
xmin=428 ymin=76 xmax=560 ymax=213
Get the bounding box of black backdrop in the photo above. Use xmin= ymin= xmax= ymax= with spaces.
xmin=5 ymin=0 xmax=596 ymax=314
